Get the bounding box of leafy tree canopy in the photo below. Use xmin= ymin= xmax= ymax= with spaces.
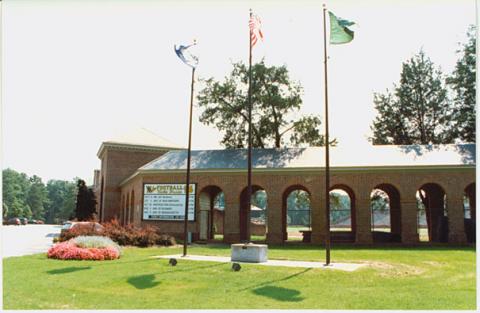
xmin=370 ymin=50 xmax=451 ymax=145
xmin=197 ymin=60 xmax=334 ymax=148
xmin=46 ymin=179 xmax=77 ymax=223
xmin=74 ymin=179 xmax=97 ymax=221
xmin=2 ymin=168 xmax=80 ymax=223
xmin=446 ymin=25 xmax=476 ymax=142
xmin=2 ymin=169 xmax=31 ymax=218
xmin=27 ymin=175 xmax=49 ymax=220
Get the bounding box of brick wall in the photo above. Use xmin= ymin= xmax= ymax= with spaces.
xmin=116 ymin=167 xmax=474 ymax=245
xmin=99 ymin=147 xmax=169 ymax=222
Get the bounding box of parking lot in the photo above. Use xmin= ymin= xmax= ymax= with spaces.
xmin=2 ymin=224 xmax=61 ymax=258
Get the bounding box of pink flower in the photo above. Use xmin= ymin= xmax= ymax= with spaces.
xmin=47 ymin=240 xmax=120 ymax=261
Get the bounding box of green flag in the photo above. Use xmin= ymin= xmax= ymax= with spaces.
xmin=328 ymin=11 xmax=355 ymax=44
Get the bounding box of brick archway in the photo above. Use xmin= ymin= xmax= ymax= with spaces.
xmin=198 ymin=185 xmax=223 ymax=241
xmin=99 ymin=176 xmax=104 ymax=221
xmin=330 ymin=184 xmax=356 ymax=242
xmin=120 ymin=194 xmax=125 ymax=225
xmin=239 ymin=185 xmax=266 ymax=242
xmin=417 ymin=183 xmax=447 ymax=242
xmin=125 ymin=192 xmax=130 ymax=225
xmin=465 ymin=183 xmax=475 ymax=220
xmin=464 ymin=183 xmax=475 ymax=243
xmin=282 ymin=185 xmax=311 ymax=242
xmin=371 ymin=183 xmax=401 ymax=242
xmin=130 ymin=190 xmax=135 ymax=224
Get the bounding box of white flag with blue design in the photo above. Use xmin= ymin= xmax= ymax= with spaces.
xmin=174 ymin=42 xmax=199 ymax=68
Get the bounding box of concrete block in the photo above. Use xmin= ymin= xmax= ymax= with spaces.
xmin=231 ymin=243 xmax=268 ymax=263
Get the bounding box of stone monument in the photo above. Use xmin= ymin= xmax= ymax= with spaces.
xmin=231 ymin=243 xmax=268 ymax=263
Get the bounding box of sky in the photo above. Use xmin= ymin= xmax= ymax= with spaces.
xmin=2 ymin=0 xmax=476 ymax=185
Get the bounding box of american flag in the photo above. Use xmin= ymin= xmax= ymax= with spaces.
xmin=249 ymin=13 xmax=264 ymax=47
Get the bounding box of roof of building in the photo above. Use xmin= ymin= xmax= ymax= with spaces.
xmin=138 ymin=144 xmax=475 ymax=172
xmin=97 ymin=128 xmax=184 ymax=157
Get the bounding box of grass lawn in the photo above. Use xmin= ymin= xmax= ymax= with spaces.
xmin=3 ymin=244 xmax=476 ymax=310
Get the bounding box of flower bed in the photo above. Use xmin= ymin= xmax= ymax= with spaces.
xmin=48 ymin=236 xmax=121 ymax=261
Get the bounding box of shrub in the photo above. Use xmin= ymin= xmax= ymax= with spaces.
xmin=47 ymin=237 xmax=120 ymax=261
xmin=102 ymin=219 xmax=176 ymax=247
xmin=156 ymin=234 xmax=176 ymax=246
xmin=58 ymin=218 xmax=177 ymax=248
xmin=59 ymin=223 xmax=104 ymax=242
xmin=104 ymin=223 xmax=159 ymax=247
xmin=132 ymin=225 xmax=160 ymax=247
xmin=102 ymin=220 xmax=132 ymax=246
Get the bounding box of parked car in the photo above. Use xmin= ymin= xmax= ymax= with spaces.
xmin=60 ymin=221 xmax=104 ymax=235
xmin=28 ymin=219 xmax=37 ymax=224
xmin=7 ymin=218 xmax=21 ymax=225
xmin=36 ymin=220 xmax=45 ymax=224
xmin=19 ymin=217 xmax=28 ymax=225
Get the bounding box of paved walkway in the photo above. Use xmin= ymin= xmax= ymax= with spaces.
xmin=153 ymin=254 xmax=365 ymax=272
xmin=2 ymin=224 xmax=61 ymax=258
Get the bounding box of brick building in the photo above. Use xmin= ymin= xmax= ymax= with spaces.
xmin=94 ymin=129 xmax=475 ymax=245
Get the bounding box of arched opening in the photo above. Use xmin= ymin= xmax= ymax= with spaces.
xmin=330 ymin=185 xmax=355 ymax=243
xmin=464 ymin=183 xmax=475 ymax=243
xmin=416 ymin=183 xmax=448 ymax=243
xmin=130 ymin=190 xmax=135 ymax=224
xmin=213 ymin=192 xmax=225 ymax=241
xmin=240 ymin=185 xmax=267 ymax=242
xmin=282 ymin=185 xmax=311 ymax=242
xmin=120 ymin=194 xmax=125 ymax=225
xmin=370 ymin=184 xmax=401 ymax=243
xmin=198 ymin=186 xmax=224 ymax=241
xmin=125 ymin=192 xmax=130 ymax=225
xmin=99 ymin=176 xmax=104 ymax=222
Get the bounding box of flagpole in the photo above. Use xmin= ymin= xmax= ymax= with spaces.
xmin=246 ymin=8 xmax=253 ymax=242
xmin=322 ymin=4 xmax=331 ymax=265
xmin=183 ymin=64 xmax=195 ymax=257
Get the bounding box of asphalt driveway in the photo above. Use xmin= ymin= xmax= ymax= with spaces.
xmin=2 ymin=224 xmax=61 ymax=258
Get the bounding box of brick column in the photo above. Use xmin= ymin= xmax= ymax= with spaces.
xmin=400 ymin=199 xmax=419 ymax=244
xmin=447 ymin=195 xmax=467 ymax=244
xmin=311 ymin=190 xmax=326 ymax=244
xmin=355 ymin=197 xmax=373 ymax=244
xmin=266 ymin=189 xmax=283 ymax=244
xmin=223 ymin=190 xmax=240 ymax=243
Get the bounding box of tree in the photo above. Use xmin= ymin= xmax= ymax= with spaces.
xmin=63 ymin=182 xmax=77 ymax=220
xmin=2 ymin=169 xmax=81 ymax=223
xmin=370 ymin=50 xmax=452 ymax=145
xmin=2 ymin=169 xmax=31 ymax=218
xmin=287 ymin=190 xmax=310 ymax=210
xmin=197 ymin=60 xmax=333 ymax=148
xmin=446 ymin=25 xmax=476 ymax=143
xmin=370 ymin=190 xmax=389 ymax=213
xmin=26 ymin=175 xmax=49 ymax=220
xmin=46 ymin=179 xmax=77 ymax=223
xmin=252 ymin=190 xmax=267 ymax=209
xmin=3 ymin=203 xmax=8 ymax=220
xmin=74 ymin=179 xmax=97 ymax=221
xmin=286 ymin=190 xmax=311 ymax=226
xmin=329 ymin=192 xmax=351 ymax=225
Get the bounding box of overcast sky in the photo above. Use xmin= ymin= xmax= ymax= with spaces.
xmin=2 ymin=0 xmax=476 ymax=184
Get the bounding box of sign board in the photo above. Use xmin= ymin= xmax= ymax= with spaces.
xmin=143 ymin=183 xmax=196 ymax=221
